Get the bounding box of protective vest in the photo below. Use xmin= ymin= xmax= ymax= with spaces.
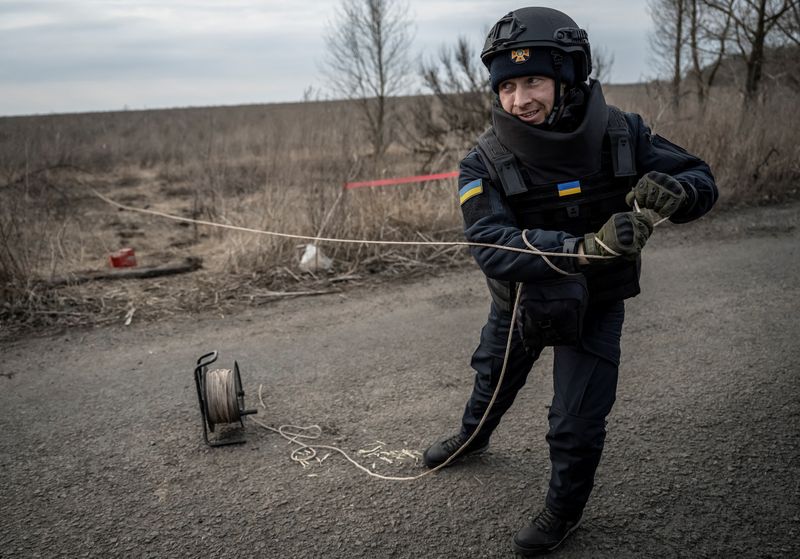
xmin=476 ymin=81 xmax=641 ymax=307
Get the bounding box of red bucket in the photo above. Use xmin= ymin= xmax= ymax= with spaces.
xmin=109 ymin=248 xmax=137 ymax=268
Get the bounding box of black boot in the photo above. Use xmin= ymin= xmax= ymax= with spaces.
xmin=512 ymin=507 xmax=582 ymax=556
xmin=422 ymin=432 xmax=489 ymax=468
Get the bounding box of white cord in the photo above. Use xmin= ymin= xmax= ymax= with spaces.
xmin=248 ymin=288 xmax=524 ymax=482
xmin=593 ymin=237 xmax=621 ymax=257
xmin=164 ymin=190 xmax=669 ymax=478
xmin=634 ymin=199 xmax=669 ymax=226
xmin=521 ymin=230 xmax=591 ymax=275
xmin=91 ymin=189 xmax=617 ymax=261
xmin=241 ymin=207 xmax=671 ymax=480
xmin=142 ymin=187 xmax=667 ymax=477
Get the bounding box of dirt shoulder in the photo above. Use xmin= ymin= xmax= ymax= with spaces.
xmin=1 ymin=201 xmax=799 ymax=558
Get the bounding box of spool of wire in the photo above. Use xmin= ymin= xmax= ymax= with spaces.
xmin=194 ymin=351 xmax=257 ymax=447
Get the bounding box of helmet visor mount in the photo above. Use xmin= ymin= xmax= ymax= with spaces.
xmin=484 ymin=12 xmax=527 ymax=55
xmin=553 ymin=27 xmax=592 ymax=80
xmin=553 ymin=27 xmax=589 ymax=47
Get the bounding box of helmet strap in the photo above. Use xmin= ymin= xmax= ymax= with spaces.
xmin=546 ymin=51 xmax=564 ymax=127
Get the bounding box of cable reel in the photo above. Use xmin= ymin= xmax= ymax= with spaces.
xmin=193 ymin=351 xmax=257 ymax=447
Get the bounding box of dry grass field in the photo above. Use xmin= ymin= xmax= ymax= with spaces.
xmin=1 ymin=84 xmax=798 ymax=336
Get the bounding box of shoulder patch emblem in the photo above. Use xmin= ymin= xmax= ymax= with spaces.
xmin=511 ymin=49 xmax=530 ymax=64
xmin=459 ymin=179 xmax=483 ymax=205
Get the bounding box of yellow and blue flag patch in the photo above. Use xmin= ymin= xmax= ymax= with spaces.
xmin=459 ymin=179 xmax=483 ymax=205
xmin=557 ymin=180 xmax=582 ymax=197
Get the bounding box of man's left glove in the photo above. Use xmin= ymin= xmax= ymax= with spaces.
xmin=626 ymin=171 xmax=687 ymax=218
xmin=583 ymin=211 xmax=654 ymax=260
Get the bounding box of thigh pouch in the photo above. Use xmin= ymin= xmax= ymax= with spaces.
xmin=515 ymin=274 xmax=589 ymax=353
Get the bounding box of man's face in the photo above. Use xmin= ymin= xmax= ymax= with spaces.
xmin=498 ymin=75 xmax=555 ymax=125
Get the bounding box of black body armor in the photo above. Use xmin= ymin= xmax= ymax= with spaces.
xmin=476 ymin=81 xmax=641 ymax=308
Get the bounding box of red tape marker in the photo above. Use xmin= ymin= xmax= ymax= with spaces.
xmin=345 ymin=170 xmax=458 ymax=190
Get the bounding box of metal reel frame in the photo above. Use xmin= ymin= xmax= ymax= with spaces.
xmin=193 ymin=351 xmax=257 ymax=447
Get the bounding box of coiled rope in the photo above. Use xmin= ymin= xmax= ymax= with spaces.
xmin=205 ymin=368 xmax=240 ymax=425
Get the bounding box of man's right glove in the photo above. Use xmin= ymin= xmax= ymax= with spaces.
xmin=583 ymin=211 xmax=654 ymax=259
xmin=626 ymin=171 xmax=687 ymax=218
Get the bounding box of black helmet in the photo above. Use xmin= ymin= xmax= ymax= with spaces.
xmin=481 ymin=7 xmax=592 ymax=87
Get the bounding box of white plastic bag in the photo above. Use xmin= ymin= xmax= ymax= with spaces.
xmin=298 ymin=243 xmax=333 ymax=273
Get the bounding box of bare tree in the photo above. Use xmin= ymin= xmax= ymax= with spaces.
xmin=323 ymin=0 xmax=413 ymax=158
xmin=704 ymin=0 xmax=795 ymax=101
xmin=771 ymin=0 xmax=800 ymax=89
xmin=686 ymin=0 xmax=734 ymax=104
xmin=775 ymin=0 xmax=800 ymax=44
xmin=400 ymin=37 xmax=492 ymax=168
xmin=591 ymin=45 xmax=616 ymax=83
xmin=648 ymin=0 xmax=688 ymax=107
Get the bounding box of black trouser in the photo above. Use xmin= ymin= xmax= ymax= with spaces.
xmin=460 ymin=300 xmax=624 ymax=520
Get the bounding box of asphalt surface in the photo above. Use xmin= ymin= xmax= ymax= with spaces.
xmin=1 ymin=202 xmax=799 ymax=558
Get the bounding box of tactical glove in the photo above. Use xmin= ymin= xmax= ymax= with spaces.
xmin=626 ymin=171 xmax=687 ymax=218
xmin=583 ymin=211 xmax=654 ymax=259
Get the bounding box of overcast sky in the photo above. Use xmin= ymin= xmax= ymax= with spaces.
xmin=0 ymin=0 xmax=653 ymax=116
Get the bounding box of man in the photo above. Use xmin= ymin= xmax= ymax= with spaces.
xmin=423 ymin=6 xmax=718 ymax=556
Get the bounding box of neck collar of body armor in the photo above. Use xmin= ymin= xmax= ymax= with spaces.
xmin=492 ymin=79 xmax=609 ymax=186
xmin=550 ymin=82 xmax=590 ymax=132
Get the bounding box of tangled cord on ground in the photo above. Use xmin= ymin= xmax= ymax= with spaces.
xmin=248 ymin=387 xmax=430 ymax=480
xmin=247 ymin=288 xmax=523 ymax=482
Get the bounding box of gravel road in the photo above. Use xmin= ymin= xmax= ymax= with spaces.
xmin=1 ymin=202 xmax=799 ymax=559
